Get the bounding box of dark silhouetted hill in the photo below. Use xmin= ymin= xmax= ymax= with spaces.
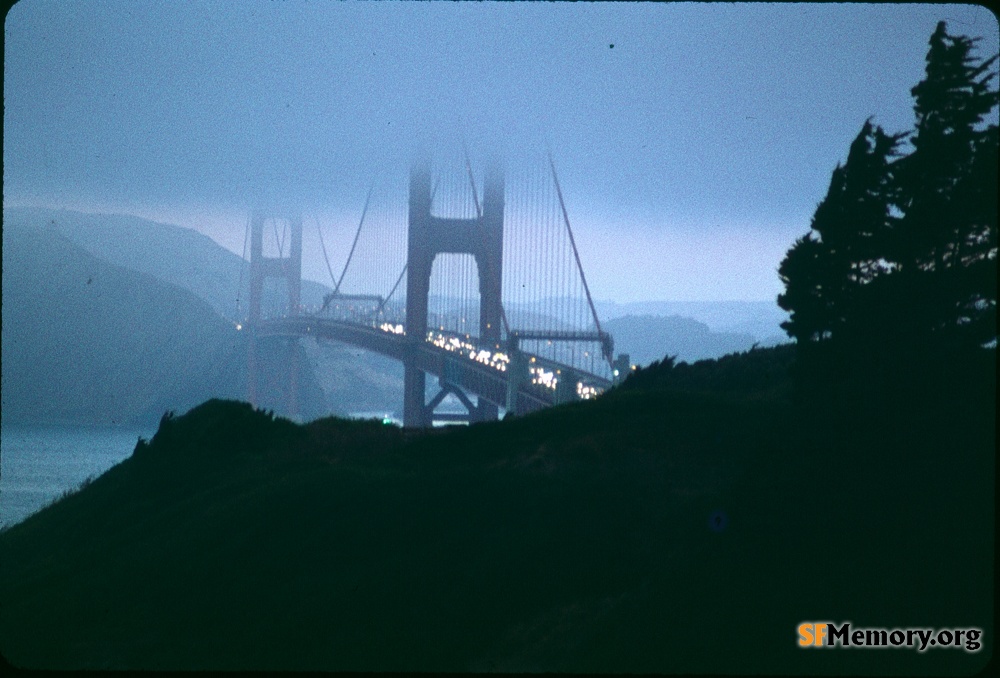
xmin=0 ymin=345 xmax=991 ymax=674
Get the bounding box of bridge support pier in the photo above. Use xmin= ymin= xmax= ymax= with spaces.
xmin=505 ymin=348 xmax=529 ymax=416
xmin=474 ymin=400 xmax=498 ymax=423
xmin=612 ymin=353 xmax=631 ymax=386
xmin=403 ymin=349 xmax=428 ymax=428
xmin=248 ymin=333 xmax=259 ymax=408
xmin=555 ymin=368 xmax=579 ymax=405
xmin=288 ymin=336 xmax=299 ymax=420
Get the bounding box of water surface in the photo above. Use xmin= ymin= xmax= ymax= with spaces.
xmin=0 ymin=426 xmax=152 ymax=529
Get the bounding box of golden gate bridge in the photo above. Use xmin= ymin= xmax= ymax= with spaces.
xmin=240 ymin=149 xmax=631 ymax=428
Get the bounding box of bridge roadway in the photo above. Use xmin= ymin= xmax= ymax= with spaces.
xmin=254 ymin=316 xmax=611 ymax=416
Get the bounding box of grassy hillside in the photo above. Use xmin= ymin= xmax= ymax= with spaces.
xmin=1 ymin=224 xmax=326 ymax=425
xmin=0 ymin=345 xmax=992 ymax=674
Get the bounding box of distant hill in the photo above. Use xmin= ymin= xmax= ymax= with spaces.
xmin=2 ymin=207 xmax=332 ymax=322
xmin=3 ymin=207 xmax=400 ymax=418
xmin=1 ymin=224 xmax=326 ymax=426
xmin=594 ymin=299 xmax=788 ymax=346
xmin=301 ymin=340 xmax=404 ymax=416
xmin=603 ymin=314 xmax=759 ymax=365
xmin=508 ymin=298 xmax=789 ymax=362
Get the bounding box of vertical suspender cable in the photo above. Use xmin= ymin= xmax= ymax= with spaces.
xmin=444 ymin=168 xmax=451 ymax=331
xmin=564 ymin=201 xmax=570 ymax=351
xmin=529 ymin=163 xmax=536 ymax=335
xmin=522 ymin=164 xmax=528 ymax=332
xmin=463 ymin=145 xmax=482 ymax=340
xmin=236 ymin=212 xmax=251 ymax=319
xmin=541 ymin=163 xmax=549 ymax=356
xmin=536 ymin=162 xmax=544 ymax=340
xmin=532 ymin=163 xmax=538 ymax=335
xmin=516 ymin=166 xmax=520 ymax=336
xmin=514 ymin=166 xmax=521 ymax=332
xmin=546 ymin=166 xmax=555 ymax=360
xmin=541 ymin=166 xmax=547 ymax=338
xmin=370 ymin=216 xmax=377 ymax=319
xmin=398 ymin=190 xmax=403 ymax=309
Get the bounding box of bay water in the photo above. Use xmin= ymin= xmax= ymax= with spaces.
xmin=0 ymin=411 xmax=465 ymax=530
xmin=0 ymin=426 xmax=153 ymax=529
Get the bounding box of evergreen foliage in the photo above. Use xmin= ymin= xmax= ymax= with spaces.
xmin=778 ymin=121 xmax=903 ymax=345
xmin=620 ymin=343 xmax=795 ymax=397
xmin=779 ymin=22 xmax=998 ymax=358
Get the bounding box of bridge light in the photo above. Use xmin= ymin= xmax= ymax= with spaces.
xmin=236 ymin=324 xmax=242 ymax=331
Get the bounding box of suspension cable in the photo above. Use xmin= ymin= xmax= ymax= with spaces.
xmin=334 ymin=182 xmax=375 ymax=294
xmin=463 ymin=140 xmax=482 ymax=218
xmin=548 ymin=152 xmax=611 ymax=367
xmin=378 ymin=263 xmax=407 ymax=315
xmin=273 ymin=218 xmax=286 ymax=258
xmin=315 ymin=216 xmax=338 ymax=288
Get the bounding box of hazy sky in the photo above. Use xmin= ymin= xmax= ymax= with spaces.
xmin=4 ymin=1 xmax=998 ymax=302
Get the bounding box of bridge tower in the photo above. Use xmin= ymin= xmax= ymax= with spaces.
xmin=404 ymin=158 xmax=504 ymax=428
xmin=247 ymin=211 xmax=303 ymax=323
xmin=247 ymin=211 xmax=303 ymax=414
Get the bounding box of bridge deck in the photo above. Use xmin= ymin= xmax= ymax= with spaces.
xmin=254 ymin=316 xmax=610 ymax=413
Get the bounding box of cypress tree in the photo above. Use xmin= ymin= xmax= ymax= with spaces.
xmin=778 ymin=232 xmax=832 ymax=343
xmin=778 ymin=121 xmax=902 ymax=347
xmin=894 ymin=21 xmax=998 ymax=344
xmin=779 ymin=21 xmax=998 ymax=358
